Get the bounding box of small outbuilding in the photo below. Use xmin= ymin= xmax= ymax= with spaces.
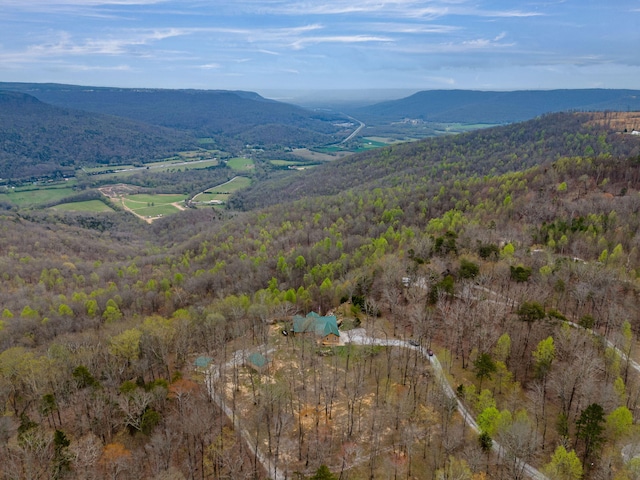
xmin=194 ymin=356 xmax=213 ymax=370
xmin=247 ymin=352 xmax=270 ymax=373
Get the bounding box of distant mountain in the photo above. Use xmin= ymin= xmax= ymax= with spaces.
xmin=352 ymin=89 xmax=640 ymax=124
xmin=0 ymin=91 xmax=196 ymax=180
xmin=230 ymin=112 xmax=640 ymax=210
xmin=0 ymin=83 xmax=350 ymax=150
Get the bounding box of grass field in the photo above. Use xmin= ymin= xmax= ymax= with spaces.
xmin=121 ymin=193 xmax=187 ymax=217
xmin=437 ymin=123 xmax=499 ymax=133
xmin=0 ymin=185 xmax=76 ymax=207
xmin=362 ymin=136 xmax=409 ymax=144
xmin=354 ymin=138 xmax=388 ymax=151
xmin=51 ymin=200 xmax=115 ymax=213
xmin=269 ymin=160 xmax=319 ymax=169
xmin=123 ymin=193 xmax=186 ymax=205
xmin=86 ymin=157 xmax=219 ymax=181
xmin=126 ymin=203 xmax=183 ymax=217
xmin=192 ymin=176 xmax=251 ymax=206
xmin=226 ymin=157 xmax=255 ymax=171
xmin=270 ymin=160 xmax=301 ymax=166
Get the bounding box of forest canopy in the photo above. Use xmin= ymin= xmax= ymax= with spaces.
xmin=1 ymin=110 xmax=640 ymax=479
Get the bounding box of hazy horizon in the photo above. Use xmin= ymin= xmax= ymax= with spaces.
xmin=1 ymin=1 xmax=639 ymax=92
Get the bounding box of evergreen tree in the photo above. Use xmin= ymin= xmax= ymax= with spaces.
xmin=575 ymin=403 xmax=605 ymax=466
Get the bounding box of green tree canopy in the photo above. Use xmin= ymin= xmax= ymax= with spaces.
xmin=605 ymin=405 xmax=633 ymax=440
xmin=517 ymin=301 xmax=545 ymax=323
xmin=309 ymin=465 xmax=338 ymax=480
xmin=543 ymin=445 xmax=582 ymax=480
xmin=473 ymin=352 xmax=497 ymax=389
xmin=533 ymin=336 xmax=556 ymax=379
xmin=576 ymin=403 xmax=605 ymax=464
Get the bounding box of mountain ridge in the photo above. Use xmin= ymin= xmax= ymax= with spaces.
xmin=230 ymin=112 xmax=640 ymax=211
xmin=0 ymin=82 xmax=349 ymax=151
xmin=351 ymin=88 xmax=640 ymax=124
xmin=0 ymin=90 xmax=196 ymax=179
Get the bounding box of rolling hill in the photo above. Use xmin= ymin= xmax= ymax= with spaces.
xmin=230 ymin=111 xmax=640 ymax=210
xmin=3 ymin=106 xmax=640 ymax=478
xmin=352 ymin=88 xmax=640 ymax=124
xmin=0 ymin=83 xmax=351 ymax=151
xmin=0 ymin=91 xmax=197 ymax=180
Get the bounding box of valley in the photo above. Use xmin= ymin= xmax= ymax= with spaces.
xmin=1 ymin=85 xmax=640 ymax=479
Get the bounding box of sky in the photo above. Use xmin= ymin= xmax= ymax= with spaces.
xmin=1 ymin=0 xmax=639 ymax=95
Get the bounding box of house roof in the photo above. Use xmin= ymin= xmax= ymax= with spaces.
xmin=248 ymin=352 xmax=269 ymax=368
xmin=293 ymin=312 xmax=340 ymax=337
xmin=194 ymin=356 xmax=213 ymax=368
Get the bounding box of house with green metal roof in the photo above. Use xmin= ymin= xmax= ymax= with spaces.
xmin=194 ymin=356 xmax=213 ymax=370
xmin=247 ymin=352 xmax=270 ymax=373
xmin=292 ymin=312 xmax=340 ymax=345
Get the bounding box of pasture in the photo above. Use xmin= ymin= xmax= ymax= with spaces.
xmin=121 ymin=193 xmax=187 ymax=218
xmin=226 ymin=157 xmax=255 ymax=171
xmin=0 ymin=184 xmax=76 ymax=207
xmin=51 ymin=200 xmax=115 ymax=213
xmin=192 ymin=176 xmax=251 ymax=206
xmin=86 ymin=156 xmax=219 ymax=181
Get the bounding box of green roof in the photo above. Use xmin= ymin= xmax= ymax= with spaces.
xmin=248 ymin=352 xmax=268 ymax=368
xmin=194 ymin=356 xmax=213 ymax=368
xmin=293 ymin=312 xmax=339 ymax=337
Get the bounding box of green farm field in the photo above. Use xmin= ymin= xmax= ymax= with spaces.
xmin=362 ymin=136 xmax=410 ymax=144
xmin=0 ymin=184 xmax=76 ymax=207
xmin=192 ymin=176 xmax=251 ymax=206
xmin=354 ymin=138 xmax=388 ymax=151
xmin=226 ymin=157 xmax=255 ymax=171
xmin=125 ymin=203 xmax=183 ymax=217
xmin=120 ymin=193 xmax=187 ymax=219
xmin=124 ymin=193 xmax=186 ymax=205
xmin=435 ymin=123 xmax=499 ymax=133
xmin=86 ymin=158 xmax=219 ymax=181
xmin=269 ymin=160 xmax=319 ymax=169
xmin=50 ymin=200 xmax=115 ymax=213
xmin=269 ymin=160 xmax=301 ymax=166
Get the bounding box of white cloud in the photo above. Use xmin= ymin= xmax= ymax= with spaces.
xmin=23 ymin=28 xmax=188 ymax=57
xmin=68 ymin=63 xmax=132 ymax=71
xmin=290 ymin=34 xmax=393 ymax=50
xmin=0 ymin=0 xmax=167 ymax=6
xmin=422 ymin=75 xmax=456 ymax=85
xmin=258 ymin=49 xmax=281 ymax=56
xmin=363 ymin=22 xmax=460 ymax=34
xmin=220 ymin=0 xmax=542 ymax=20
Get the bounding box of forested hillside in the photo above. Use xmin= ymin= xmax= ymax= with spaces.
xmin=0 ymin=91 xmax=196 ymax=180
xmin=232 ymin=112 xmax=640 ymax=210
xmin=0 ymin=83 xmax=350 ymax=151
xmin=2 ymin=113 xmax=640 ymax=479
xmin=353 ymin=89 xmax=640 ymax=124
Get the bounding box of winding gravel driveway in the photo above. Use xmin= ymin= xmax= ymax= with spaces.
xmin=205 ymin=330 xmax=549 ymax=480
xmin=343 ymin=328 xmax=549 ymax=480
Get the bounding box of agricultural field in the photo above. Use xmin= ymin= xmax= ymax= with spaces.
xmin=85 ymin=154 xmax=220 ymax=181
xmin=269 ymin=160 xmax=319 ymax=170
xmin=435 ymin=123 xmax=499 ymax=133
xmin=50 ymin=199 xmax=115 ymax=213
xmin=226 ymin=157 xmax=255 ymax=172
xmin=269 ymin=160 xmax=302 ymax=166
xmin=191 ymin=176 xmax=251 ymax=207
xmin=120 ymin=193 xmax=187 ymax=219
xmin=362 ymin=136 xmax=412 ymax=144
xmin=353 ymin=138 xmax=389 ymax=151
xmin=290 ymin=148 xmax=351 ymax=162
xmin=0 ymin=184 xmax=76 ymax=208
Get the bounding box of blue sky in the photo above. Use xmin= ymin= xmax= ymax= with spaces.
xmin=1 ymin=1 xmax=639 ymax=94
